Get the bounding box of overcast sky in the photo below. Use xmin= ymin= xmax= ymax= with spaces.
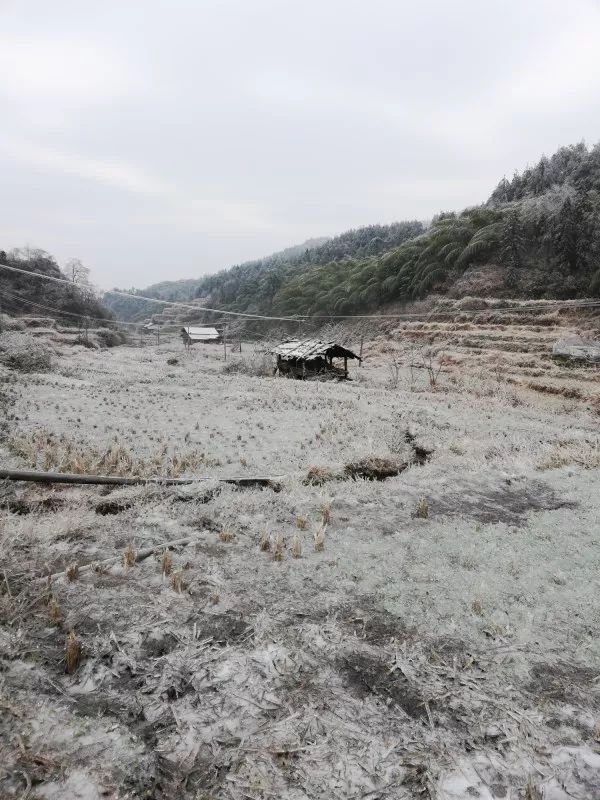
xmin=1 ymin=0 xmax=599 ymax=289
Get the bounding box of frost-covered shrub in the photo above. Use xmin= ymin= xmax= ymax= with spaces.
xmin=222 ymin=353 xmax=273 ymax=377
xmin=0 ymin=332 xmax=53 ymax=373
xmin=0 ymin=314 xmax=26 ymax=333
xmin=96 ymin=328 xmax=126 ymax=348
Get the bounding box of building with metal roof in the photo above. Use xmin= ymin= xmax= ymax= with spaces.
xmin=181 ymin=326 xmax=221 ymax=346
xmin=272 ymin=339 xmax=361 ymax=379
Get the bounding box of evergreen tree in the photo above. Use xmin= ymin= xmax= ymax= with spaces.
xmin=501 ymin=210 xmax=524 ymax=288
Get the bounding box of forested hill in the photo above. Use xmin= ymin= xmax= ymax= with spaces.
xmin=106 ymin=141 xmax=600 ymax=321
xmin=103 ymin=223 xmax=423 ymax=321
xmin=239 ymin=141 xmax=600 ymax=316
xmin=0 ymin=248 xmax=113 ymax=323
xmin=101 ymin=238 xmax=332 ymax=320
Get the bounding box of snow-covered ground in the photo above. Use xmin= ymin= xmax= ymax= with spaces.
xmin=1 ymin=332 xmax=599 ymax=799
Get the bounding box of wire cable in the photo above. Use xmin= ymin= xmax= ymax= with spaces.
xmin=2 ymin=261 xmax=600 ymax=322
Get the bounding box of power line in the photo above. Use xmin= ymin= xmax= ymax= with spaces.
xmin=2 ymin=261 xmax=600 ymax=322
xmin=1 ymin=288 xmax=142 ymax=327
xmin=0 ymin=262 xmax=307 ymax=322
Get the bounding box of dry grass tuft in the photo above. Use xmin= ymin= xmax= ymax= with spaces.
xmin=259 ymin=529 xmax=270 ymax=551
xmin=161 ymin=550 xmax=173 ymax=576
xmin=123 ymin=543 xmax=137 ymax=570
xmin=219 ymin=528 xmax=234 ymax=542
xmin=171 ymin=571 xmax=185 ymax=593
xmin=291 ymin=533 xmax=302 ymax=558
xmin=537 ymin=441 xmax=600 ymax=471
xmin=525 ymin=777 xmax=543 ymax=800
xmin=65 ymin=631 xmax=82 ymax=674
xmin=320 ymin=503 xmax=332 ymax=525
xmin=471 ymin=599 xmax=483 ymax=616
xmin=415 ymin=497 xmax=429 ymax=519
xmin=295 ymin=516 xmax=308 ymax=530
xmin=48 ymin=596 xmax=62 ymax=624
xmin=313 ymin=523 xmax=326 ymax=552
xmin=271 ymin=532 xmax=284 ymax=561
xmin=8 ymin=429 xmax=221 ymax=478
xmin=66 ymin=563 xmax=79 ymax=582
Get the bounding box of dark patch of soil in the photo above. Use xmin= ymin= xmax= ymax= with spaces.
xmin=95 ymin=498 xmax=133 ymax=515
xmin=191 ymin=514 xmax=220 ymax=531
xmin=152 ymin=749 xmax=231 ymax=800
xmin=526 ymin=662 xmax=599 ymax=704
xmin=427 ymin=636 xmax=470 ymax=666
xmin=142 ymin=630 xmax=180 ymax=657
xmin=404 ymin=430 xmax=434 ymax=465
xmin=184 ymin=611 xmax=249 ymax=645
xmin=339 ymin=606 xmax=415 ymax=646
xmin=6 ymin=496 xmax=65 ymax=515
xmin=338 ymin=652 xmax=427 ymax=718
xmin=345 ymin=456 xmax=410 ymax=481
xmin=74 ymin=690 xmax=143 ymax=723
xmin=429 ymin=480 xmax=576 ymax=526
xmin=193 ymin=541 xmax=228 ymax=559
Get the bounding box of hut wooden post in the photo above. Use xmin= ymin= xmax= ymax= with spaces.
xmin=359 ymin=335 xmax=364 ymax=366
xmin=344 ymin=355 xmax=348 ymax=378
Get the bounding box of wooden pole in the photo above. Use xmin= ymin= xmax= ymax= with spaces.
xmin=359 ymin=335 xmax=364 ymax=366
xmin=0 ymin=467 xmax=282 ymax=490
xmin=223 ymin=324 xmax=228 ymax=361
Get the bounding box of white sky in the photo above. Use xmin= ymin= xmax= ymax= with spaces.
xmin=1 ymin=0 xmax=599 ymax=288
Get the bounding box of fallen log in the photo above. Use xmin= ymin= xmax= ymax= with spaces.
xmin=0 ymin=468 xmax=282 ymax=492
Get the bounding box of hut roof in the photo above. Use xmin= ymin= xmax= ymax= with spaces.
xmin=273 ymin=339 xmax=361 ymax=361
xmin=182 ymin=326 xmax=220 ymax=341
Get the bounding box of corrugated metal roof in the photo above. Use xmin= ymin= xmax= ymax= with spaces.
xmin=182 ymin=326 xmax=220 ymax=340
xmin=272 ymin=339 xmax=360 ymax=361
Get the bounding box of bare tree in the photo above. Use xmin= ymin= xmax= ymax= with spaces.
xmin=63 ymin=258 xmax=92 ymax=288
xmin=422 ymin=347 xmax=444 ymax=388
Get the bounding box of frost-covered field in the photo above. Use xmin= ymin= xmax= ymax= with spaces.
xmin=1 ymin=333 xmax=600 ymax=800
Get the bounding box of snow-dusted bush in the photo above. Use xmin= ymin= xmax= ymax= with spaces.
xmin=0 ymin=332 xmax=53 ymax=373
xmin=222 ymin=352 xmax=273 ymax=377
xmin=96 ymin=328 xmax=127 ymax=348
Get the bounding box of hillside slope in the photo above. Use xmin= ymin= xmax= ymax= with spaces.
xmin=105 ymin=141 xmax=600 ymax=322
xmin=103 ymin=224 xmax=423 ymax=321
xmin=265 ymin=142 xmax=600 ymax=317
xmin=0 ymin=248 xmax=114 ymax=323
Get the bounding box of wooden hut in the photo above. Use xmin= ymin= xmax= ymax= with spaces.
xmin=272 ymin=339 xmax=361 ymax=379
